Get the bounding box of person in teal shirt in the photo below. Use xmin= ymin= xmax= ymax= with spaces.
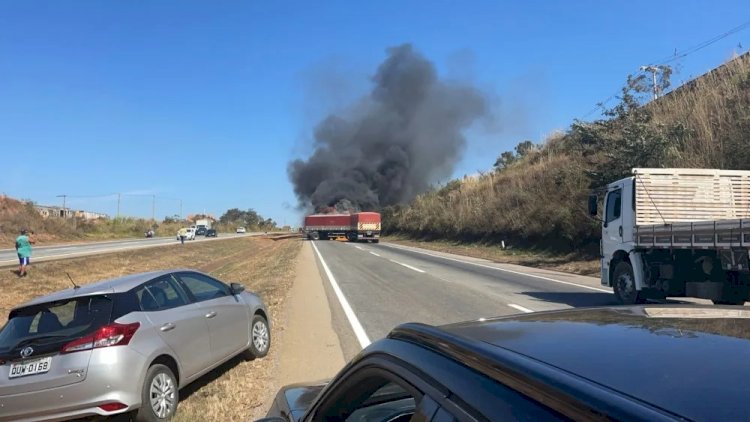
xmin=15 ymin=229 xmax=35 ymax=277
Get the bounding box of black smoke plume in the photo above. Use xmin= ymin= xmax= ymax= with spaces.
xmin=289 ymin=44 xmax=488 ymax=212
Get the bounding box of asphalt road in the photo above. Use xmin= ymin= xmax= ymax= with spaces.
xmin=0 ymin=232 xmax=261 ymax=267
xmin=310 ymin=240 xmax=618 ymax=359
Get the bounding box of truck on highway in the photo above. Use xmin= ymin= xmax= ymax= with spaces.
xmin=195 ymin=218 xmax=212 ymax=230
xmin=590 ymin=168 xmax=750 ymax=305
xmin=304 ymin=212 xmax=381 ymax=243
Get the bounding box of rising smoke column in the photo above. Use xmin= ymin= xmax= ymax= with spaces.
xmin=289 ymin=44 xmax=488 ymax=212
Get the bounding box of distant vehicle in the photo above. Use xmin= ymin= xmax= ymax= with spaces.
xmin=236 ymin=227 xmax=247 ymax=234
xmin=176 ymin=228 xmax=196 ymax=241
xmin=196 ymin=218 xmax=212 ymax=231
xmin=195 ymin=227 xmax=207 ymax=236
xmin=205 ymin=229 xmax=217 ymax=237
xmin=262 ymin=305 xmax=750 ymax=422
xmin=144 ymin=230 xmax=154 ymax=238
xmin=592 ymin=168 xmax=750 ymax=305
xmin=303 ymin=212 xmax=380 ymax=242
xmin=0 ymin=269 xmax=270 ymax=421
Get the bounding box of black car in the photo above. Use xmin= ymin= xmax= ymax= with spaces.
xmin=196 ymin=227 xmax=207 ymax=236
xmin=261 ymin=305 xmax=750 ymax=421
xmin=205 ymin=229 xmax=217 ymax=237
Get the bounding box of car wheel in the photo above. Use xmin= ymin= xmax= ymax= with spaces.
xmin=612 ymin=261 xmax=645 ymax=305
xmin=135 ymin=364 xmax=179 ymax=422
xmin=243 ymin=314 xmax=270 ymax=360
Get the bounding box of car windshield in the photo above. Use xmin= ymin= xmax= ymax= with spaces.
xmin=0 ymin=295 xmax=113 ymax=351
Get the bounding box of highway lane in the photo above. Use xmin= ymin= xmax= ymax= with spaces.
xmin=0 ymin=232 xmax=261 ymax=266
xmin=311 ymin=240 xmax=617 ymax=354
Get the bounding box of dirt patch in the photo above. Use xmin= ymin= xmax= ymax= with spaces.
xmin=383 ymin=237 xmax=599 ymax=276
xmin=0 ymin=236 xmax=302 ymax=421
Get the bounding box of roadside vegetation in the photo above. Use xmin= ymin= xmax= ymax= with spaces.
xmin=383 ymin=53 xmax=750 ymax=260
xmin=0 ymin=196 xmax=279 ymax=246
xmin=0 ymin=236 xmax=302 ymax=421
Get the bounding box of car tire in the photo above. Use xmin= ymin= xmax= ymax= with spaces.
xmin=612 ymin=261 xmax=645 ymax=305
xmin=242 ymin=314 xmax=271 ymax=360
xmin=135 ymin=364 xmax=179 ymax=422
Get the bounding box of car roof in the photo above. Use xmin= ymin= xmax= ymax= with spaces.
xmin=390 ymin=305 xmax=750 ymax=421
xmin=13 ymin=268 xmax=202 ymax=310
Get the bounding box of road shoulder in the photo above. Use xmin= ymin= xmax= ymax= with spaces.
xmin=275 ymin=241 xmax=347 ymax=386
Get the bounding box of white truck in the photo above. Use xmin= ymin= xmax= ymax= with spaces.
xmin=195 ymin=219 xmax=212 ymax=230
xmin=591 ymin=168 xmax=750 ymax=305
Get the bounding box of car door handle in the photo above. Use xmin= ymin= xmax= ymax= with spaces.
xmin=160 ymin=323 xmax=176 ymax=332
xmin=205 ymin=311 xmax=217 ymax=319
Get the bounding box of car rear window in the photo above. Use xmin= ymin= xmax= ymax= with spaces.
xmin=0 ymin=295 xmax=113 ymax=352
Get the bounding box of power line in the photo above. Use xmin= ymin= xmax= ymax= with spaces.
xmin=579 ymin=19 xmax=750 ymax=120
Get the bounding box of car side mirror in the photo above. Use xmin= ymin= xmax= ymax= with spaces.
xmin=230 ymin=283 xmax=245 ymax=295
xmin=588 ymin=194 xmax=598 ymax=217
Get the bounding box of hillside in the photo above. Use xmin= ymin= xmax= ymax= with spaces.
xmin=0 ymin=195 xmax=183 ymax=246
xmin=383 ymin=53 xmax=750 ymax=256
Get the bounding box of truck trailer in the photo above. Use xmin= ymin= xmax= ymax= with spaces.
xmin=591 ymin=168 xmax=750 ymax=305
xmin=304 ymin=212 xmax=381 ymax=243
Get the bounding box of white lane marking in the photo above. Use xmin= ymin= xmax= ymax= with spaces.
xmin=381 ymin=243 xmax=611 ymax=293
xmin=310 ymin=241 xmax=371 ymax=349
xmin=355 ymin=245 xmax=364 ymax=250
xmin=369 ymin=251 xmax=381 ymax=257
xmin=508 ymin=304 xmax=534 ymax=313
xmin=389 ymin=259 xmax=426 ymax=273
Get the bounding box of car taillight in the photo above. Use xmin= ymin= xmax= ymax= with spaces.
xmin=61 ymin=322 xmax=140 ymax=354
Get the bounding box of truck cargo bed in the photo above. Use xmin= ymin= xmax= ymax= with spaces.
xmin=636 ymin=219 xmax=750 ymax=249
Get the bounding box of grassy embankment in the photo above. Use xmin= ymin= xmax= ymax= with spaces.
xmin=383 ymin=53 xmax=750 ymax=274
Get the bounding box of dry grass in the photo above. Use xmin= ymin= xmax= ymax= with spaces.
xmin=0 ymin=237 xmax=302 ymax=421
xmin=384 ymin=236 xmax=599 ymax=276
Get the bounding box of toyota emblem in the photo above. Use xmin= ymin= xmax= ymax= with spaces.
xmin=20 ymin=347 xmax=33 ymax=358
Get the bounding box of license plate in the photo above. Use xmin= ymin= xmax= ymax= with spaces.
xmin=9 ymin=357 xmax=52 ymax=379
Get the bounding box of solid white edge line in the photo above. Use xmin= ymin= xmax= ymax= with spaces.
xmin=389 ymin=259 xmax=426 ymax=273
xmin=369 ymin=251 xmax=381 ymax=257
xmin=508 ymin=304 xmax=534 ymax=313
xmin=355 ymin=245 xmax=364 ymax=250
xmin=381 ymin=243 xmax=611 ymax=293
xmin=310 ymin=241 xmax=372 ymax=349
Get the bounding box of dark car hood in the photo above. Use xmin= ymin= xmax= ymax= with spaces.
xmin=442 ymin=305 xmax=750 ymax=421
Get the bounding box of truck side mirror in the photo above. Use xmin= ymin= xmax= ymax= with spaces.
xmin=588 ymin=195 xmax=598 ymax=217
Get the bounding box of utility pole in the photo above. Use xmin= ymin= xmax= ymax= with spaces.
xmin=116 ymin=193 xmax=121 ymax=219
xmin=179 ymin=200 xmax=183 ymax=220
xmin=151 ymin=195 xmax=156 ymax=222
xmin=640 ymin=65 xmax=661 ymax=100
xmin=56 ymin=194 xmax=67 ymax=218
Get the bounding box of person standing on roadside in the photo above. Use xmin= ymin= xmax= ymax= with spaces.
xmin=178 ymin=228 xmax=187 ymax=245
xmin=15 ymin=229 xmax=35 ymax=277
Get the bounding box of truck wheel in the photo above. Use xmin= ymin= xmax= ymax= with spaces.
xmin=309 ymin=231 xmax=320 ymax=241
xmin=613 ymin=261 xmax=645 ymax=305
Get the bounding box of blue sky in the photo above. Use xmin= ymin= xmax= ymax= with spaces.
xmin=1 ymin=1 xmax=748 ymax=226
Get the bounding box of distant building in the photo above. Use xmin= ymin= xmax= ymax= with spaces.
xmin=34 ymin=205 xmax=108 ymax=220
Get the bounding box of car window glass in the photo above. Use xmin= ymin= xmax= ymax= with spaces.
xmin=346 ymin=381 xmax=417 ymax=422
xmin=605 ymin=188 xmax=622 ymax=223
xmin=135 ymin=277 xmax=188 ymax=311
xmin=0 ymin=296 xmax=113 ymax=348
xmin=178 ymin=273 xmax=230 ymax=302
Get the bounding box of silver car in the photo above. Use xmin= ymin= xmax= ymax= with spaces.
xmin=0 ymin=269 xmax=271 ymax=421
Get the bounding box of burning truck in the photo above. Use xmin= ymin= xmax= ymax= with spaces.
xmin=303 ymin=212 xmax=381 ymax=243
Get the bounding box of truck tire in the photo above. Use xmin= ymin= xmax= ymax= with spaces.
xmin=613 ymin=261 xmax=645 ymax=305
xmin=309 ymin=231 xmax=320 ymax=241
